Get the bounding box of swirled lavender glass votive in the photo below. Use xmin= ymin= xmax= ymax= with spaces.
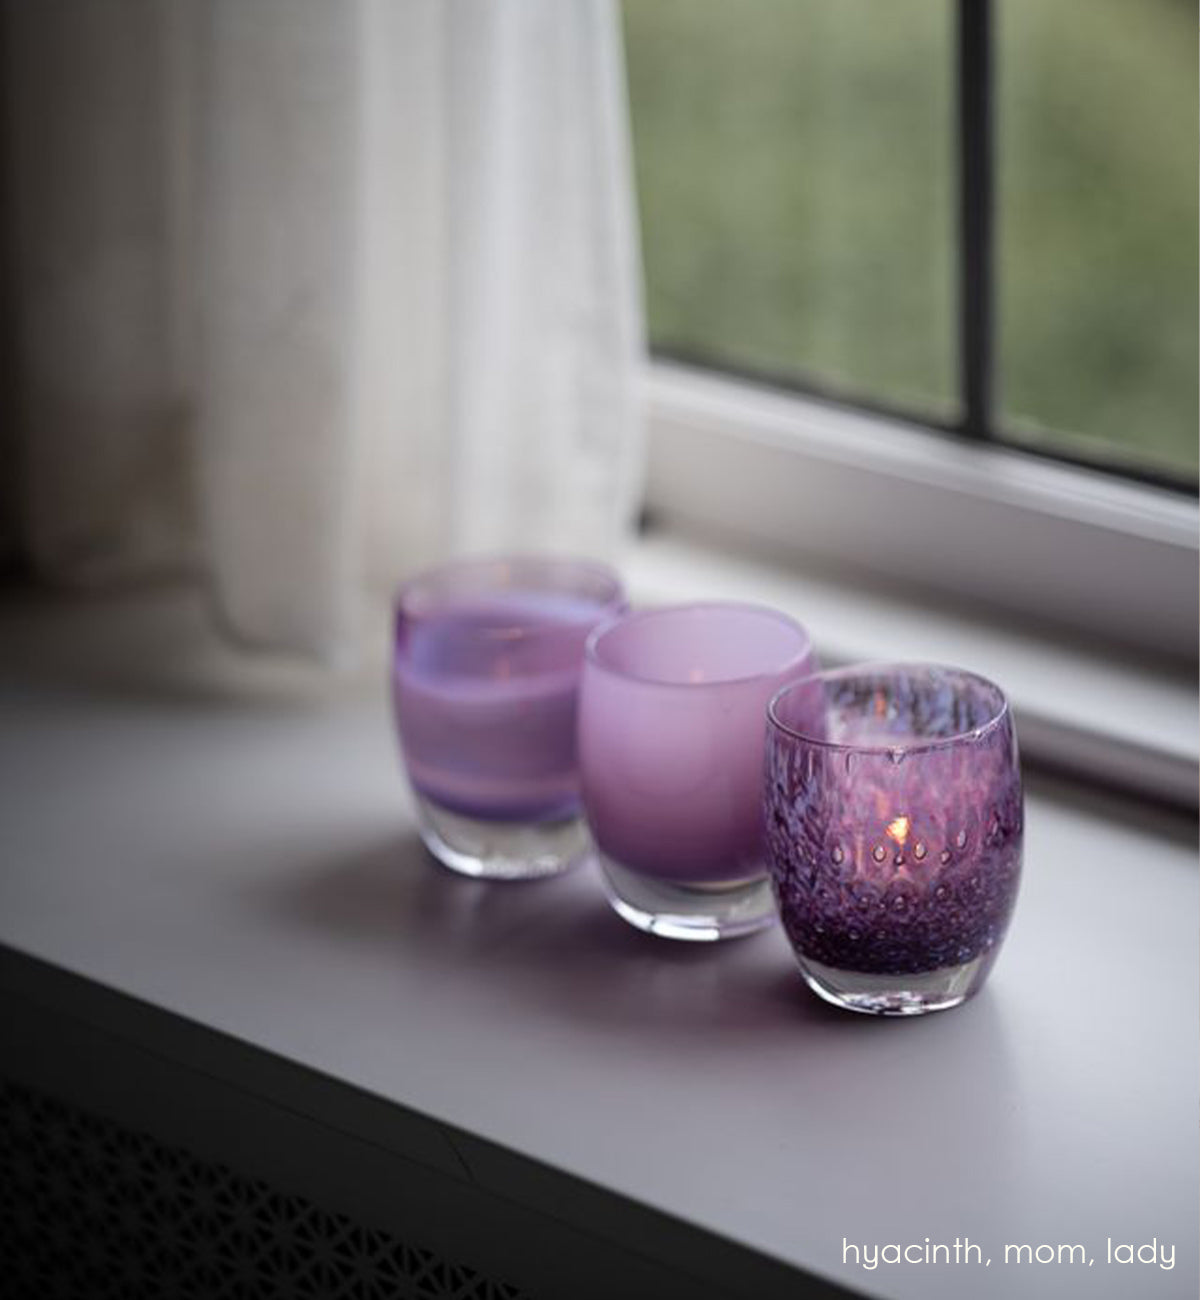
xmin=765 ymin=665 xmax=1023 ymax=1015
xmin=391 ymin=556 xmax=626 ymax=879
xmin=579 ymin=603 xmax=817 ymax=940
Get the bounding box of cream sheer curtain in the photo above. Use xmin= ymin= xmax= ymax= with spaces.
xmin=4 ymin=0 xmax=644 ymax=662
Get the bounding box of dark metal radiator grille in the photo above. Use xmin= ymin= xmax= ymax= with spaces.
xmin=0 ymin=1077 xmax=530 ymax=1300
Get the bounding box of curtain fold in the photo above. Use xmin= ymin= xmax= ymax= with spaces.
xmin=4 ymin=0 xmax=198 ymax=586
xmin=3 ymin=0 xmax=644 ymax=663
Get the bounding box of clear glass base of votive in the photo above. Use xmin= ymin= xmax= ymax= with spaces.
xmin=416 ymin=796 xmax=590 ymax=881
xmin=796 ymin=953 xmax=991 ymax=1016
xmin=597 ymin=855 xmax=775 ymax=941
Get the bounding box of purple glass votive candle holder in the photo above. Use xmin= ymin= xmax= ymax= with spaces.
xmin=579 ymin=603 xmax=817 ymax=940
xmin=765 ymin=664 xmax=1023 ymax=1015
xmin=391 ymin=555 xmax=626 ymax=880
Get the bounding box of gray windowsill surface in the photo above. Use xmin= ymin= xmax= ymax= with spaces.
xmin=0 ymin=581 xmax=1196 ymax=1299
xmin=629 ymin=530 xmax=1198 ymax=809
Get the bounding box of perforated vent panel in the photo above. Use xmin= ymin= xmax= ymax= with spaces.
xmin=0 ymin=1078 xmax=531 ymax=1300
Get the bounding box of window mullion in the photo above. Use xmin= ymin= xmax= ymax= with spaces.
xmin=958 ymin=0 xmax=995 ymax=441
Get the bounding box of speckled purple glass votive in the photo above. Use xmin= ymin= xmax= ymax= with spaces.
xmin=392 ymin=556 xmax=626 ymax=880
xmin=579 ymin=603 xmax=817 ymax=940
xmin=765 ymin=664 xmax=1023 ymax=1015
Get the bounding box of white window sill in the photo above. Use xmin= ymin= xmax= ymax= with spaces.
xmin=627 ymin=528 xmax=1199 ymax=811
xmin=0 ymin=577 xmax=1195 ymax=1300
xmin=644 ymin=361 xmax=1199 ymax=662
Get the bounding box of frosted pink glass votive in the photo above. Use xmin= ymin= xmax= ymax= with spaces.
xmin=392 ymin=555 xmax=626 ymax=879
xmin=579 ymin=603 xmax=816 ymax=940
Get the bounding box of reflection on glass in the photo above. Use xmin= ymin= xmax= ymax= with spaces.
xmin=623 ymin=0 xmax=955 ymax=419
xmin=998 ymin=0 xmax=1198 ymax=479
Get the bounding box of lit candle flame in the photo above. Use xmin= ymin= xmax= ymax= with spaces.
xmin=885 ymin=815 xmax=910 ymax=846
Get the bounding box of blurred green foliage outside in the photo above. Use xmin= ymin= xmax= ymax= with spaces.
xmin=623 ymin=0 xmax=1197 ymax=480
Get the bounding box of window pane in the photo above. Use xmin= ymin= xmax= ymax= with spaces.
xmin=623 ymin=0 xmax=956 ymax=420
xmin=998 ymin=0 xmax=1198 ymax=480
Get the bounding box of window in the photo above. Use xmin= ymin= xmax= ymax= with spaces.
xmin=997 ymin=0 xmax=1197 ymax=481
xmin=623 ymin=0 xmax=1198 ymax=487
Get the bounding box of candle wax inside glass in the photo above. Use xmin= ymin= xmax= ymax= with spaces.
xmin=394 ymin=591 xmax=607 ymax=821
